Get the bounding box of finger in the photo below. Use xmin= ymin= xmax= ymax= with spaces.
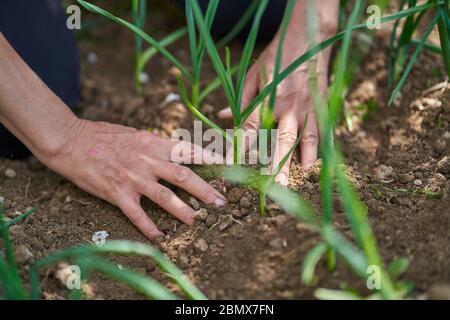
xmin=119 ymin=197 xmax=163 ymax=240
xmin=218 ymin=107 xmax=232 ymax=119
xmin=141 ymin=182 xmax=195 ymax=226
xmin=155 ymin=161 xmax=227 ymax=207
xmin=300 ymin=112 xmax=319 ymax=169
xmin=168 ymin=140 xmax=224 ymax=165
xmin=273 ymin=113 xmax=299 ymax=186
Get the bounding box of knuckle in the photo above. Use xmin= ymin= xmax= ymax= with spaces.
xmin=174 ymin=166 xmax=192 ymax=183
xmin=243 ymin=119 xmax=259 ymax=131
xmin=155 ymin=186 xmax=172 ymax=204
xmin=302 ymin=133 xmax=319 ymax=145
xmin=126 ymin=208 xmax=143 ymax=221
xmin=278 ymin=130 xmax=298 ymax=144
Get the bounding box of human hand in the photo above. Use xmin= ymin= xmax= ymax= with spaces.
xmin=41 ymin=119 xmax=226 ymax=240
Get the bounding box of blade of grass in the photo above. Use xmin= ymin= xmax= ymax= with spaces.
xmin=77 ymin=0 xmax=192 ymax=80
xmin=189 ymin=0 xmax=236 ymax=108
xmin=0 ymin=199 xmax=26 ymax=299
xmin=329 ymin=1 xmax=363 ymax=122
xmin=240 ymin=1 xmax=438 ymax=125
xmin=388 ymin=11 xmax=441 ymax=105
xmin=388 ymin=0 xmax=408 ymax=86
xmin=186 ymin=0 xmax=198 ymax=76
xmin=30 ymin=240 xmax=207 ymax=300
xmin=177 ymin=76 xmax=232 ymax=143
xmin=235 ymin=0 xmax=269 ymax=125
xmin=334 ymin=151 xmax=397 ymax=299
xmin=5 ymin=208 xmax=36 ymax=227
xmin=78 ymin=256 xmax=177 ymax=300
xmin=198 ymin=64 xmax=239 ymax=103
xmin=301 ymin=242 xmax=327 ymax=285
xmin=137 ymin=28 xmax=187 ymax=75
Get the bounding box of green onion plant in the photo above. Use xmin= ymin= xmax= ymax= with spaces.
xmin=0 ymin=197 xmax=205 ymax=300
xmin=76 ymin=0 xmax=449 ymax=300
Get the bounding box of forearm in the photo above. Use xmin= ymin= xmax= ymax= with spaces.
xmin=0 ymin=32 xmax=79 ymax=160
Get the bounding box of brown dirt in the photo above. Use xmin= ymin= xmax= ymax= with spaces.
xmin=1 ymin=2 xmax=449 ymax=299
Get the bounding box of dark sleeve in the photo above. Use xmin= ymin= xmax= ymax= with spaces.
xmin=0 ymin=0 xmax=80 ymax=159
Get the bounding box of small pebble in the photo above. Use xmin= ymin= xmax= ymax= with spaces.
xmin=437 ymin=156 xmax=450 ymax=174
xmin=9 ymin=225 xmax=26 ymax=240
xmin=399 ymin=172 xmax=415 ymax=184
xmin=193 ymin=238 xmax=208 ymax=253
xmin=205 ymin=214 xmax=218 ymax=228
xmin=374 ymin=165 xmax=394 ymax=181
xmin=161 ymin=92 xmax=180 ymax=106
xmin=219 ymin=215 xmax=233 ymax=231
xmin=49 ymin=206 xmax=59 ymax=217
xmin=189 ymin=197 xmax=200 ymax=210
xmin=414 ymin=179 xmax=423 ymax=186
xmin=240 ymin=197 xmax=251 ymax=208
xmin=269 ymin=238 xmax=286 ymax=250
xmin=138 ymin=72 xmax=150 ymax=84
xmin=295 ymin=223 xmax=309 ymax=232
xmin=4 ymin=168 xmax=16 ymax=179
xmin=231 ymin=209 xmax=243 ymax=219
xmin=178 ymin=254 xmax=190 ymax=268
xmin=15 ymin=245 xmax=34 ymax=264
xmin=228 ymin=188 xmax=243 ymax=203
xmin=194 ymin=208 xmax=208 ymax=221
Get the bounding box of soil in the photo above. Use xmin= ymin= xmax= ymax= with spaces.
xmin=1 ymin=2 xmax=449 ymax=300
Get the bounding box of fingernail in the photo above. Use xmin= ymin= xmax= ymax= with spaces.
xmin=214 ymin=197 xmax=226 ymax=207
xmin=276 ymin=173 xmax=288 ymax=186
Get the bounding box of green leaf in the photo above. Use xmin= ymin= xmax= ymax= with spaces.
xmin=301 ymin=242 xmax=327 ymax=285
xmin=267 ymin=184 xmax=319 ymax=226
xmin=77 ymin=0 xmax=192 ymax=80
xmin=30 ymin=240 xmax=207 ymax=300
xmin=387 ymin=257 xmax=410 ymax=280
xmin=314 ymin=288 xmax=361 ymax=300
xmin=189 ymin=0 xmax=236 ymax=108
xmin=388 ymin=11 xmax=441 ymax=105
xmin=78 ymin=256 xmax=177 ymax=300
xmin=235 ymin=0 xmax=270 ymax=121
xmin=5 ymin=207 xmax=36 ymax=227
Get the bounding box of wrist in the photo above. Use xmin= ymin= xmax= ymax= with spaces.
xmin=34 ymin=109 xmax=83 ymax=164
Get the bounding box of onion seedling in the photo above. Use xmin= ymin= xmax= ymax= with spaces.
xmin=0 ymin=197 xmax=205 ymax=300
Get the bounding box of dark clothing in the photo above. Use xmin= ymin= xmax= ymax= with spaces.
xmin=0 ymin=0 xmax=80 ymax=159
xmin=0 ymin=0 xmax=285 ymax=159
xmin=176 ymin=0 xmax=287 ymax=41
